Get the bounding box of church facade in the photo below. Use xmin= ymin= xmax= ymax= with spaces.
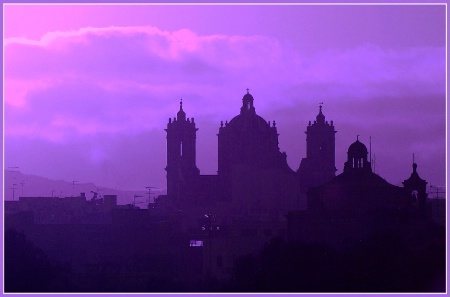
xmin=163 ymin=90 xmax=336 ymax=217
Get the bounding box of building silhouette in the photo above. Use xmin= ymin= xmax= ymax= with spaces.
xmin=298 ymin=103 xmax=337 ymax=189
xmin=288 ymin=138 xmax=431 ymax=247
xmin=163 ymin=90 xmax=335 ymax=215
xmin=162 ymin=95 xmax=440 ymax=279
xmin=165 ymin=99 xmax=200 ymax=209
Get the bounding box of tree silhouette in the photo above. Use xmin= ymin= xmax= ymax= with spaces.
xmin=227 ymin=227 xmax=445 ymax=293
xmin=4 ymin=228 xmax=73 ymax=292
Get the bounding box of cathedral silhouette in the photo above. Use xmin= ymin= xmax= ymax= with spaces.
xmin=161 ymin=90 xmax=426 ymax=217
xmin=157 ymin=89 xmax=433 ymax=278
xmin=163 ymin=90 xmax=338 ymax=214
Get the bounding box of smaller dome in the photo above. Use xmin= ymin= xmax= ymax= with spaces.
xmin=348 ymin=139 xmax=368 ymax=156
xmin=240 ymin=88 xmax=255 ymax=115
xmin=243 ymin=92 xmax=254 ymax=101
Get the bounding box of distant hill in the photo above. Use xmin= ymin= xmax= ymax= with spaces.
xmin=3 ymin=170 xmax=165 ymax=208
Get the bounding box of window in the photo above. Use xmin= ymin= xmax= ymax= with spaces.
xmin=189 ymin=240 xmax=203 ymax=247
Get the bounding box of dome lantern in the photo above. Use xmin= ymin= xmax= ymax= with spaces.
xmin=344 ymin=137 xmax=372 ymax=173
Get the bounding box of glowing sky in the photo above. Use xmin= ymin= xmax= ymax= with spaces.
xmin=4 ymin=4 xmax=446 ymax=192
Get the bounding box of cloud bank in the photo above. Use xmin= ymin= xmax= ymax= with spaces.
xmin=4 ymin=25 xmax=446 ymax=190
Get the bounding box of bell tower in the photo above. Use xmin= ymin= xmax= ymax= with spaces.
xmin=298 ymin=104 xmax=337 ymax=188
xmin=165 ymin=99 xmax=200 ymax=206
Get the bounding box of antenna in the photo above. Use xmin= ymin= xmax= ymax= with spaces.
xmin=146 ymin=186 xmax=156 ymax=204
xmin=71 ymin=180 xmax=79 ymax=197
xmin=373 ymin=154 xmax=376 ymax=173
xmin=133 ymin=195 xmax=143 ymax=207
xmin=370 ymin=136 xmax=372 ymax=170
xmin=413 ymin=153 xmax=415 ymax=164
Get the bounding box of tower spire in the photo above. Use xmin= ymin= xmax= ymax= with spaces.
xmin=316 ymin=102 xmax=325 ymax=124
xmin=177 ymin=98 xmax=186 ymax=120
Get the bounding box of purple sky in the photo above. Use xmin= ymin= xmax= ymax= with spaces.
xmin=4 ymin=4 xmax=446 ymax=193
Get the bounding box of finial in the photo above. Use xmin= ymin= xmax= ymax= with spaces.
xmin=246 ymin=88 xmax=250 ymax=94
xmin=180 ymin=98 xmax=183 ymax=110
xmin=319 ymin=102 xmax=323 ymax=112
xmin=413 ymin=153 xmax=415 ymax=164
xmin=357 ymin=135 xmax=359 ymax=141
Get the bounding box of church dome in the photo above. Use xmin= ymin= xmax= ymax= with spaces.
xmin=348 ymin=139 xmax=368 ymax=157
xmin=344 ymin=137 xmax=371 ymax=173
xmin=227 ymin=113 xmax=271 ymax=134
xmin=243 ymin=92 xmax=254 ymax=101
